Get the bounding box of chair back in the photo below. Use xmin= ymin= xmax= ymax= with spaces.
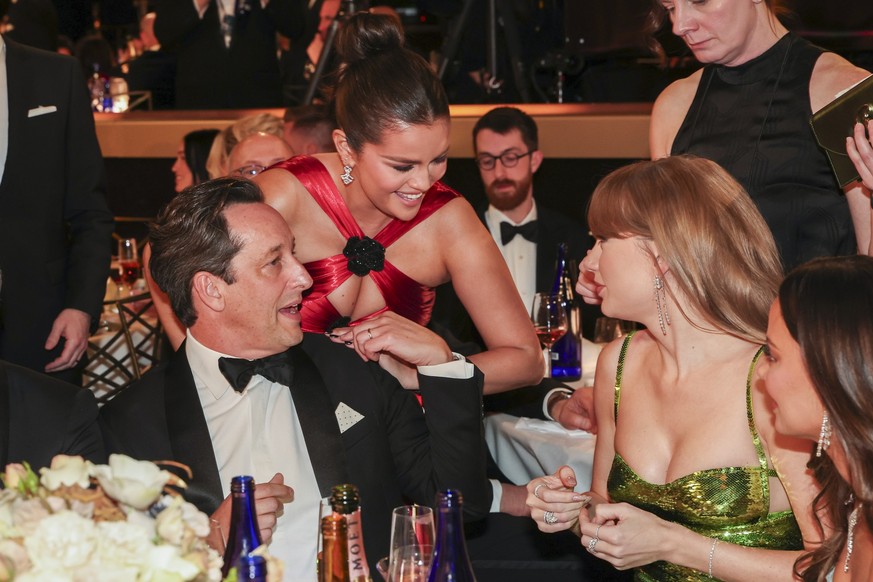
xmin=83 ymin=291 xmax=164 ymax=402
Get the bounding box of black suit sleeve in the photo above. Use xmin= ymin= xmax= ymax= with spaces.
xmin=61 ymin=57 xmax=114 ymax=322
xmin=61 ymin=387 xmax=106 ymax=463
xmin=153 ymin=0 xmax=204 ymax=51
xmin=376 ymin=365 xmax=491 ymax=521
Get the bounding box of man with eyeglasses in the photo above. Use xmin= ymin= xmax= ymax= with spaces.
xmin=227 ymin=132 xmax=293 ymax=179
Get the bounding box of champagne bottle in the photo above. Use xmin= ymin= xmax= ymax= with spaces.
xmin=330 ymin=484 xmax=371 ymax=581
xmin=320 ymin=513 xmax=349 ymax=582
xmin=426 ymin=489 xmax=476 ymax=582
xmin=549 ymin=243 xmax=582 ymax=380
xmin=221 ymin=475 xmax=263 ymax=578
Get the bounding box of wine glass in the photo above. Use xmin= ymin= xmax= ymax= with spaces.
xmin=379 ymin=505 xmax=435 ymax=582
xmin=531 ymin=293 xmax=568 ymax=378
xmin=118 ymin=238 xmax=141 ymax=288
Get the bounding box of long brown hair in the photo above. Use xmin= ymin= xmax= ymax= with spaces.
xmin=779 ymin=256 xmax=873 ymax=581
xmin=587 ymin=155 xmax=782 ymax=343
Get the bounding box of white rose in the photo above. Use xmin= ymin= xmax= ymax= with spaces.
xmin=142 ymin=544 xmax=201 ymax=581
xmin=11 ymin=498 xmax=51 ymax=538
xmin=38 ymin=456 xmax=93 ymax=491
xmin=24 ymin=511 xmax=98 ymax=571
xmin=2 ymin=464 xmax=27 ymax=490
xmin=156 ymin=497 xmax=210 ymax=546
xmin=0 ymin=539 xmax=30 ymax=579
xmin=92 ymin=455 xmax=170 ymax=511
xmin=93 ymin=519 xmax=154 ymax=571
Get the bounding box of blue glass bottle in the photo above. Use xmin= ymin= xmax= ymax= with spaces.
xmin=550 ymin=243 xmax=582 ymax=380
xmin=221 ymin=475 xmax=263 ymax=578
xmin=238 ymin=554 xmax=268 ymax=581
xmin=426 ymin=489 xmax=476 ymax=582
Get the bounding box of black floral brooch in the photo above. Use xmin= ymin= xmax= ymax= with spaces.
xmin=343 ymin=236 xmax=385 ymax=276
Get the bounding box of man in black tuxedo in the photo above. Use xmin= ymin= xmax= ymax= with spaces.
xmin=0 ymin=359 xmax=105 ymax=469
xmin=154 ymin=0 xmax=307 ymax=109
xmin=0 ymin=0 xmax=114 ymax=385
xmin=100 ymin=178 xmax=490 ymax=580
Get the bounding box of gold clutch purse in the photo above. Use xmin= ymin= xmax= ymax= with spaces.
xmin=809 ymin=75 xmax=873 ymax=188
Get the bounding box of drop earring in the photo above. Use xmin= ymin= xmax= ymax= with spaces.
xmin=816 ymin=412 xmax=831 ymax=457
xmin=340 ymin=163 xmax=354 ymax=185
xmin=654 ymin=275 xmax=670 ymax=336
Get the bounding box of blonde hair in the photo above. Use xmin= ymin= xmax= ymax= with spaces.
xmin=206 ymin=113 xmax=284 ymax=178
xmin=588 ymin=155 xmax=782 ymax=343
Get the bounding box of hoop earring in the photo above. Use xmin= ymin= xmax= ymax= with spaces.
xmin=816 ymin=412 xmax=831 ymax=457
xmin=340 ymin=164 xmax=354 ymax=185
xmin=654 ymin=275 xmax=671 ymax=336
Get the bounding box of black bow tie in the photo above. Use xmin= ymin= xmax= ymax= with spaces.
xmin=218 ymin=350 xmax=294 ymax=392
xmin=500 ymin=220 xmax=538 ymax=245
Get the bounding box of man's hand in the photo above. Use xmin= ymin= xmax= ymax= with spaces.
xmin=210 ymin=473 xmax=294 ymax=547
xmin=44 ymin=308 xmax=91 ymax=372
xmin=551 ymin=387 xmax=597 ymax=434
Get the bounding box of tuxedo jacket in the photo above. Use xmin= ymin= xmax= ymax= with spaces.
xmin=431 ymin=203 xmax=592 ymax=351
xmin=0 ymin=39 xmax=114 ymax=374
xmin=0 ymin=360 xmax=105 ymax=470
xmin=99 ymin=333 xmax=491 ymax=562
xmin=154 ymin=0 xmax=307 ymax=109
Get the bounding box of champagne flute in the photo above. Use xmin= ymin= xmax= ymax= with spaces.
xmin=380 ymin=505 xmax=435 ymax=582
xmin=531 ymin=293 xmax=568 ymax=378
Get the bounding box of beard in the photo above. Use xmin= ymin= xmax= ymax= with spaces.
xmin=485 ymin=174 xmax=533 ymax=212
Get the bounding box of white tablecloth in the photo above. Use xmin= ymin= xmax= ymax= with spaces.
xmin=485 ymin=338 xmax=602 ymax=490
xmin=485 ymin=413 xmax=596 ymax=490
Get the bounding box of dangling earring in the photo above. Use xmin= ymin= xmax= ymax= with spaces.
xmin=654 ymin=275 xmax=671 ymax=336
xmin=340 ymin=163 xmax=354 ymax=185
xmin=816 ymin=412 xmax=831 ymax=457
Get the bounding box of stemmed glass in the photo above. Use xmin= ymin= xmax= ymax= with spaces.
xmin=118 ymin=238 xmax=141 ymax=287
xmin=531 ymin=293 xmax=568 ymax=378
xmin=377 ymin=505 xmax=435 ymax=582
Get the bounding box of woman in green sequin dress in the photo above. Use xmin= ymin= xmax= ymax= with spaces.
xmin=761 ymin=256 xmax=873 ymax=581
xmin=527 ymin=156 xmax=823 ymax=581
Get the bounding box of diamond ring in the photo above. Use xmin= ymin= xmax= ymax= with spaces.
xmin=533 ymin=483 xmax=545 ymax=499
xmin=367 ymin=329 xmax=373 ymax=340
xmin=543 ymin=511 xmax=558 ymax=525
xmin=587 ymin=537 xmax=599 ymax=554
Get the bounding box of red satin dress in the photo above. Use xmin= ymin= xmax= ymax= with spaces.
xmin=270 ymin=156 xmax=460 ymax=333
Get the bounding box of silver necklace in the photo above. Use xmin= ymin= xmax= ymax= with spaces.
xmin=845 ymin=502 xmax=861 ymax=573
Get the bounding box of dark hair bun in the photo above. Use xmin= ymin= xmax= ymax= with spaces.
xmin=335 ymin=11 xmax=404 ymax=65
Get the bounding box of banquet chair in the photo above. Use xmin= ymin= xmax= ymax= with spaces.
xmin=83 ymin=291 xmax=164 ymax=402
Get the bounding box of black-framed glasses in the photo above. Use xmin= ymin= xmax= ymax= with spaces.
xmin=233 ymin=164 xmax=267 ymax=178
xmin=476 ymin=151 xmax=533 ymax=171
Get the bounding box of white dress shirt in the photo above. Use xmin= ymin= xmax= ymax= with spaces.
xmin=186 ymin=331 xmax=322 ymax=582
xmin=484 ymin=204 xmax=538 ymax=315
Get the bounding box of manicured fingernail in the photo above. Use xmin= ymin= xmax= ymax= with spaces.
xmin=575 ymin=495 xmax=591 ymax=505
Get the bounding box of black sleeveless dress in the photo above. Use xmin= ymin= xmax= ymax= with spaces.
xmin=671 ymin=33 xmax=854 ymax=271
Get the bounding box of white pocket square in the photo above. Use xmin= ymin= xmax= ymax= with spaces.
xmin=28 ymin=105 xmax=57 ymax=118
xmin=335 ymin=402 xmax=364 ymax=434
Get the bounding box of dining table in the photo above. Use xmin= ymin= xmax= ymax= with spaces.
xmin=484 ymin=338 xmax=603 ymax=491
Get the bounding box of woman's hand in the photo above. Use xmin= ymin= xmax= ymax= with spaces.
xmin=575 ymin=248 xmax=604 ymax=306
xmin=526 ymin=466 xmax=590 ymax=535
xmin=334 ymin=312 xmax=454 ymax=389
xmin=578 ymin=501 xmax=674 ymax=570
xmin=847 ymin=120 xmax=873 ymax=190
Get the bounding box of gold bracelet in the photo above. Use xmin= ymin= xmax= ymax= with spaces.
xmin=708 ymin=538 xmax=720 ymax=578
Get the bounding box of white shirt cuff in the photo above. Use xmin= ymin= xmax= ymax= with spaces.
xmin=542 ymin=387 xmax=573 ymax=421
xmin=489 ymin=479 xmax=503 ymax=513
xmin=417 ymin=353 xmax=474 ymax=379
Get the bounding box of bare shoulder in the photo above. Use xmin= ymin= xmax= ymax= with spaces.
xmin=650 ymin=69 xmax=703 ymax=159
xmin=810 ymin=52 xmax=872 ymax=113
xmin=254 ymin=165 xmax=307 ymax=224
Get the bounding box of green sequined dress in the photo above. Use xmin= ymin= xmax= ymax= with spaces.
xmin=606 ymin=332 xmax=803 ymax=581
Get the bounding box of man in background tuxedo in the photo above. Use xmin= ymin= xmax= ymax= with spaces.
xmin=100 ymin=178 xmax=490 ymax=581
xmin=153 ymin=0 xmax=307 ymax=109
xmin=0 ymin=359 xmax=104 ymax=469
xmin=0 ymin=0 xmax=114 ymax=385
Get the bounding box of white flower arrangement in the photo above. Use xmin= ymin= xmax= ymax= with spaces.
xmin=0 ymin=454 xmax=223 ymax=582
